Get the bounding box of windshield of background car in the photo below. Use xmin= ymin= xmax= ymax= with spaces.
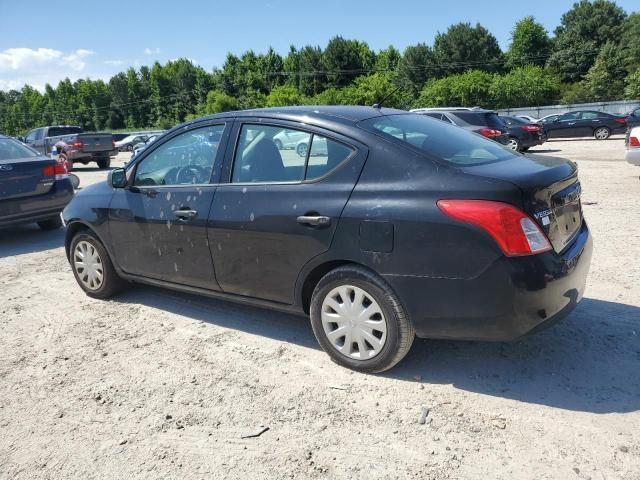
xmin=359 ymin=114 xmax=516 ymax=166
xmin=453 ymin=111 xmax=505 ymax=129
xmin=0 ymin=138 xmax=40 ymax=160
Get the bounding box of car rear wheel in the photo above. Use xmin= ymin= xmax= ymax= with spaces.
xmin=96 ymin=158 xmax=111 ymax=169
xmin=37 ymin=215 xmax=62 ymax=230
xmin=296 ymin=142 xmax=308 ymax=157
xmin=310 ymin=265 xmax=415 ymax=373
xmin=70 ymin=230 xmax=124 ymax=299
xmin=126 ymin=144 xmax=133 ymax=152
xmin=594 ymin=127 xmax=611 ymax=140
xmin=507 ymin=137 xmax=521 ymax=151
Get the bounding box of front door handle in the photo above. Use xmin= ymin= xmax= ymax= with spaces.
xmin=568 ymin=122 xmax=576 ymax=125
xmin=174 ymin=209 xmax=198 ymax=220
xmin=297 ymin=215 xmax=331 ymax=227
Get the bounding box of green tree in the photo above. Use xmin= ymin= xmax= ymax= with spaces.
xmin=625 ymin=67 xmax=640 ymax=99
xmin=433 ymin=23 xmax=503 ymax=75
xmin=265 ymin=85 xmax=308 ymax=107
xmin=396 ymin=44 xmax=437 ymax=96
xmin=490 ymin=66 xmax=561 ymax=108
xmin=548 ymin=0 xmax=627 ymax=81
xmin=200 ymin=89 xmax=239 ymax=114
xmin=341 ymin=72 xmax=408 ymax=108
xmin=621 ymin=13 xmax=640 ymax=73
xmin=375 ymin=46 xmax=401 ymax=72
xmin=416 ymin=70 xmax=495 ymax=108
xmin=583 ymin=41 xmax=628 ymax=100
xmin=506 ymin=16 xmax=551 ymax=69
xmin=323 ymin=36 xmax=369 ymax=88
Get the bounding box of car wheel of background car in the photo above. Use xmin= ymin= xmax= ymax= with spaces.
xmin=68 ymin=173 xmax=80 ymax=189
xmin=507 ymin=137 xmax=521 ymax=151
xmin=274 ymin=139 xmax=283 ymax=150
xmin=37 ymin=215 xmax=63 ymax=231
xmin=594 ymin=127 xmax=611 ymax=140
xmin=521 ymin=147 xmax=530 ymax=152
xmin=310 ymin=265 xmax=415 ymax=373
xmin=96 ymin=158 xmax=111 ymax=169
xmin=126 ymin=144 xmax=133 ymax=152
xmin=70 ymin=230 xmax=125 ymax=299
xmin=296 ymin=142 xmax=308 ymax=157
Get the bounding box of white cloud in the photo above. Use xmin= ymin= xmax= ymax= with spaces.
xmin=0 ymin=47 xmax=97 ymax=91
xmin=104 ymin=59 xmax=125 ymax=66
xmin=144 ymin=47 xmax=161 ymax=56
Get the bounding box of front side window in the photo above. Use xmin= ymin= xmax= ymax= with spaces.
xmin=559 ymin=112 xmax=580 ymax=121
xmin=359 ymin=114 xmax=515 ymax=166
xmin=25 ymin=130 xmax=37 ymax=143
xmin=134 ymin=125 xmax=224 ymax=186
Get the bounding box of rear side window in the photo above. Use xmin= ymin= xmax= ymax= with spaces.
xmin=0 ymin=138 xmax=39 ymax=160
xmin=359 ymin=114 xmax=515 ymax=166
xmin=306 ymin=135 xmax=353 ymax=180
xmin=47 ymin=126 xmax=82 ymax=137
xmin=581 ymin=112 xmax=599 ymax=120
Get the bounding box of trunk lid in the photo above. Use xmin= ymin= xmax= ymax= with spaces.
xmin=78 ymin=133 xmax=113 ymax=153
xmin=461 ymin=154 xmax=583 ymax=253
xmin=0 ymin=157 xmax=58 ymax=202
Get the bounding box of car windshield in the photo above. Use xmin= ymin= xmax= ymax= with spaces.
xmin=0 ymin=138 xmax=40 ymax=160
xmin=48 ymin=126 xmax=82 ymax=137
xmin=359 ymin=114 xmax=515 ymax=166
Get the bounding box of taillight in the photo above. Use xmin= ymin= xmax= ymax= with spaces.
xmin=478 ymin=128 xmax=502 ymax=138
xmin=112 ymin=140 xmax=116 ymax=149
xmin=521 ymin=124 xmax=541 ymax=132
xmin=72 ymin=139 xmax=83 ymax=149
xmin=614 ymin=118 xmax=626 ymax=124
xmin=630 ymin=136 xmax=640 ymax=148
xmin=437 ymin=199 xmax=552 ymax=257
xmin=42 ymin=162 xmax=68 ymax=180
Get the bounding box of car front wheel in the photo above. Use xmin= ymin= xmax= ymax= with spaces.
xmin=507 ymin=137 xmax=521 ymax=151
xmin=70 ymin=230 xmax=124 ymax=299
xmin=310 ymin=265 xmax=415 ymax=373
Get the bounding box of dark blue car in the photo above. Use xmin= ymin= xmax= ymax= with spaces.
xmin=62 ymin=107 xmax=592 ymax=373
xmin=0 ymin=135 xmax=74 ymax=230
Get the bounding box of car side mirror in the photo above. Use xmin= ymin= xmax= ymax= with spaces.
xmin=109 ymin=167 xmax=128 ymax=188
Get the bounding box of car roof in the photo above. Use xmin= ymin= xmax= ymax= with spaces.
xmin=411 ymin=107 xmax=496 ymax=114
xmin=201 ymin=105 xmax=406 ymax=123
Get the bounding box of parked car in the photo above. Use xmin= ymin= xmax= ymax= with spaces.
xmin=540 ymin=110 xmax=627 ymax=140
xmin=23 ymin=125 xmax=114 ymax=169
xmin=411 ymin=107 xmax=509 ymax=145
xmin=515 ymin=115 xmax=539 ymax=123
xmin=63 ymin=106 xmax=592 ymax=373
xmin=0 ymin=135 xmax=73 ymax=230
xmin=112 ymin=133 xmax=131 ymax=143
xmin=625 ymin=106 xmax=640 ymax=129
xmin=115 ymin=134 xmax=149 ymax=152
xmin=625 ymin=125 xmax=640 ymax=166
xmin=131 ymin=133 xmax=162 ymax=158
xmin=499 ymin=115 xmax=547 ymax=151
xmin=273 ymin=128 xmax=309 ymax=151
xmin=538 ymin=114 xmax=561 ymax=124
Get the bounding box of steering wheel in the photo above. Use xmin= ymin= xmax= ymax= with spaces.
xmin=175 ymin=165 xmax=209 ymax=184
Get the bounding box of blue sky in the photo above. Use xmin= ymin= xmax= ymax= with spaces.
xmin=1 ymin=0 xmax=637 ymax=90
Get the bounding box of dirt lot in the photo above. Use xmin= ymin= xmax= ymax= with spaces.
xmin=1 ymin=138 xmax=639 ymax=479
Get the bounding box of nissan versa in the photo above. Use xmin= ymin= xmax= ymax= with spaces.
xmin=62 ymin=106 xmax=593 ymax=373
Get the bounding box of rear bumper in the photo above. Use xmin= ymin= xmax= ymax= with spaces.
xmin=0 ymin=179 xmax=74 ymax=227
xmin=625 ymin=149 xmax=640 ymax=166
xmin=385 ymin=222 xmax=593 ymax=341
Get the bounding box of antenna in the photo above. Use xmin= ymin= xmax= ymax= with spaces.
xmin=372 ymin=84 xmax=403 ymax=109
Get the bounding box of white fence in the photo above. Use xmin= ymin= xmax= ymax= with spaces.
xmin=497 ymin=100 xmax=640 ymax=118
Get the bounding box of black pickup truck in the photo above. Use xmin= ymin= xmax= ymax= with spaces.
xmin=22 ymin=126 xmax=115 ymax=169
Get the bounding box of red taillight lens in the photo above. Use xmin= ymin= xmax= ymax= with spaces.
xmin=521 ymin=124 xmax=541 ymax=132
xmin=614 ymin=118 xmax=626 ymax=124
xmin=437 ymin=199 xmax=552 ymax=257
xmin=72 ymin=139 xmax=83 ymax=149
xmin=42 ymin=163 xmax=68 ymax=179
xmin=478 ymin=128 xmax=502 ymax=138
xmin=630 ymin=136 xmax=640 ymax=148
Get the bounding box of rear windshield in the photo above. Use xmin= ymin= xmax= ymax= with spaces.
xmin=48 ymin=126 xmax=82 ymax=137
xmin=453 ymin=111 xmax=505 ymax=129
xmin=359 ymin=114 xmax=515 ymax=166
xmin=0 ymin=138 xmax=40 ymax=160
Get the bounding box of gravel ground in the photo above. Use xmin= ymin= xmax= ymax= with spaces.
xmin=1 ymin=138 xmax=639 ymax=479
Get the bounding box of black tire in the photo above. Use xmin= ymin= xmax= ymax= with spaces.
xmin=296 ymin=142 xmax=308 ymax=157
xmin=37 ymin=215 xmax=62 ymax=230
xmin=310 ymin=265 xmax=415 ymax=373
xmin=126 ymin=144 xmax=133 ymax=152
xmin=507 ymin=136 xmax=521 ymax=152
xmin=594 ymin=126 xmax=611 ymax=140
xmin=96 ymin=157 xmax=111 ymax=169
xmin=521 ymin=146 xmax=530 ymax=152
xmin=69 ymin=230 xmax=125 ymax=299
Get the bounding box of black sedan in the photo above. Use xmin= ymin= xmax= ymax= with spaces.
xmin=499 ymin=116 xmax=547 ymax=152
xmin=0 ymin=135 xmax=73 ymax=230
xmin=540 ymin=110 xmax=627 ymax=140
xmin=62 ymin=107 xmax=592 ymax=373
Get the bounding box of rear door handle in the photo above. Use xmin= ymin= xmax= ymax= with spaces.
xmin=297 ymin=215 xmax=331 ymax=227
xmin=174 ymin=209 xmax=198 ymax=220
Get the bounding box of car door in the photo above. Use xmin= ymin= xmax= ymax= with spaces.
xmin=579 ymin=111 xmax=602 ymax=136
xmin=208 ymin=120 xmax=367 ymax=304
xmin=548 ymin=112 xmax=581 ymax=138
xmin=108 ymin=122 xmax=230 ymax=289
